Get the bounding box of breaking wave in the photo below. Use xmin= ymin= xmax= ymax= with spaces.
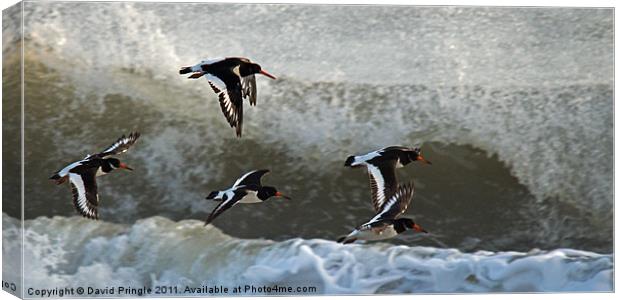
xmin=2 ymin=214 xmax=613 ymax=295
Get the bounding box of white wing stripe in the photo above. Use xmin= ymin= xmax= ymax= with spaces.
xmin=190 ymin=58 xmax=225 ymax=73
xmin=58 ymin=160 xmax=84 ymax=177
xmin=205 ymin=74 xmax=227 ymax=91
xmin=369 ymin=192 xmax=399 ymax=223
xmin=225 ymin=190 xmax=235 ymax=201
xmin=366 ymin=164 xmax=387 ymax=208
xmin=213 ymin=191 xmax=237 ymax=215
xmin=218 ymin=90 xmax=239 ymax=126
xmin=368 ymin=185 xmax=412 ymax=223
xmin=357 ymin=151 xmax=381 ymax=164
xmin=69 ymin=173 xmax=96 ymax=218
xmin=233 ymin=171 xmax=254 ymax=188
xmin=202 ymin=57 xmax=225 ymax=65
xmin=103 ymin=138 xmax=131 ymax=154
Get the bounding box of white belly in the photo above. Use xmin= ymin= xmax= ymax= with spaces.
xmin=239 ymin=191 xmax=261 ymax=204
xmin=95 ymin=167 xmax=107 ymax=177
xmin=395 ymin=159 xmax=404 ymax=168
xmin=349 ymin=226 xmax=398 ymax=241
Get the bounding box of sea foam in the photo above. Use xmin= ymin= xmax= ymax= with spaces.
xmin=3 ymin=214 xmax=612 ymax=295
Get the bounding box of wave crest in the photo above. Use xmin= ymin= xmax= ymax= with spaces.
xmin=4 ymin=214 xmax=612 ymax=294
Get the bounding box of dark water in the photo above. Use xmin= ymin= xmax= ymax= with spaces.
xmin=0 ymin=53 xmax=611 ymax=253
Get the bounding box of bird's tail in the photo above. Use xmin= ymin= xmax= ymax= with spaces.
xmin=344 ymin=156 xmax=356 ymax=167
xmin=179 ymin=66 xmax=193 ymax=74
xmin=337 ymin=235 xmax=357 ymax=244
xmin=49 ymin=173 xmax=68 ymax=185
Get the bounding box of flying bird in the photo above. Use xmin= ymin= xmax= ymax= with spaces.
xmin=179 ymin=57 xmax=276 ymax=137
xmin=338 ymin=183 xmax=427 ymax=244
xmin=49 ymin=132 xmax=140 ymax=220
xmin=344 ymin=146 xmax=431 ymax=212
xmin=204 ymin=169 xmax=290 ymax=225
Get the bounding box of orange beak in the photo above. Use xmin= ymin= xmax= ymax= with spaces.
xmin=259 ymin=69 xmax=277 ymax=80
xmin=275 ymin=191 xmax=291 ymax=200
xmin=417 ymin=155 xmax=432 ymax=165
xmin=119 ymin=163 xmax=133 ymax=171
xmin=412 ymin=223 xmax=428 ymax=233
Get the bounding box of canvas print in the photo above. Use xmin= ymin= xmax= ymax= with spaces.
xmin=2 ymin=1 xmax=613 ymax=297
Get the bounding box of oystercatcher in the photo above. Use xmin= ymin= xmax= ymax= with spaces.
xmin=344 ymin=146 xmax=431 ymax=212
xmin=337 ymin=183 xmax=427 ymax=244
xmin=204 ymin=169 xmax=290 ymax=225
xmin=49 ymin=132 xmax=140 ymax=220
xmin=179 ymin=57 xmax=276 ymax=137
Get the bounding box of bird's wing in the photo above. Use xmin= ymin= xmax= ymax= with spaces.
xmin=232 ymin=169 xmax=270 ymax=188
xmin=366 ymin=160 xmax=399 ymax=212
xmin=367 ymin=182 xmax=414 ymax=224
xmin=52 ymin=160 xmax=85 ymax=178
xmin=90 ymin=132 xmax=140 ymax=159
xmin=204 ymin=187 xmax=247 ymax=225
xmin=205 ymin=73 xmax=244 ymax=137
xmin=241 ymin=75 xmax=257 ymax=106
xmin=204 ymin=73 xmax=227 ymax=93
xmin=356 ymin=219 xmax=393 ymax=231
xmin=68 ymin=170 xmax=99 ymax=219
xmin=380 ymin=145 xmax=412 ymax=152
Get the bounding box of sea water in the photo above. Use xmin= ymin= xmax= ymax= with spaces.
xmin=2 ymin=2 xmax=613 ymax=293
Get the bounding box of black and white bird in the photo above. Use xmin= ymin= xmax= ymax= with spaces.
xmin=179 ymin=57 xmax=276 ymax=137
xmin=204 ymin=169 xmax=291 ymax=225
xmin=344 ymin=146 xmax=431 ymax=212
xmin=49 ymin=132 xmax=140 ymax=220
xmin=337 ymin=183 xmax=427 ymax=244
